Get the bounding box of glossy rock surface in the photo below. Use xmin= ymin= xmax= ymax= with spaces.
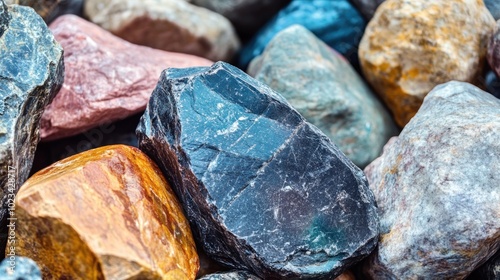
xmin=0 ymin=0 xmax=63 ymax=250
xmin=248 ymin=25 xmax=397 ymax=168
xmin=238 ymin=0 xmax=365 ymax=69
xmin=363 ymin=81 xmax=500 ymax=279
xmin=15 ymin=145 xmax=199 ymax=279
xmin=137 ymin=62 xmax=379 ymax=279
xmin=84 ymin=0 xmax=240 ymax=61
xmin=359 ymin=0 xmax=495 ymax=127
xmin=0 ymin=256 xmax=42 ymax=280
xmin=5 ymin=0 xmax=83 ymax=23
xmin=40 ymin=15 xmax=212 ymax=141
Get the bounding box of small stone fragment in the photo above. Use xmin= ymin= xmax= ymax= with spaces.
xmin=359 ymin=0 xmax=496 ymax=127
xmin=0 ymin=256 xmax=42 ymax=280
xmin=363 ymin=81 xmax=500 ymax=279
xmin=40 ymin=15 xmax=212 ymax=141
xmin=485 ymin=0 xmax=500 ymax=20
xmin=467 ymin=250 xmax=500 ymax=280
xmin=198 ymin=270 xmax=261 ymax=280
xmin=350 ymin=0 xmax=385 ymax=20
xmin=5 ymin=0 xmax=83 ymax=23
xmin=488 ymin=20 xmax=500 ymax=78
xmin=137 ymin=61 xmax=379 ymax=279
xmin=0 ymin=0 xmax=63 ymax=253
xmin=190 ymin=0 xmax=291 ymax=41
xmin=84 ymin=0 xmax=240 ymax=61
xmin=15 ymin=145 xmax=199 ymax=279
xmin=238 ymin=0 xmax=365 ymax=69
xmin=248 ymin=25 xmax=397 ymax=168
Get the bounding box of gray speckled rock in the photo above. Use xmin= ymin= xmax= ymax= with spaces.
xmin=0 ymin=256 xmax=42 ymax=280
xmin=198 ymin=270 xmax=261 ymax=280
xmin=248 ymin=25 xmax=397 ymax=168
xmin=0 ymin=0 xmax=63 ymax=253
xmin=363 ymin=81 xmax=500 ymax=279
xmin=350 ymin=0 xmax=385 ymax=20
xmin=137 ymin=61 xmax=379 ymax=279
xmin=485 ymin=0 xmax=500 ymax=20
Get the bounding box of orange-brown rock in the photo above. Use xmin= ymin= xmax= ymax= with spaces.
xmin=358 ymin=0 xmax=495 ymax=127
xmin=13 ymin=145 xmax=198 ymax=279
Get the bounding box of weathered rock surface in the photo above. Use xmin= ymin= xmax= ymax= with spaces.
xmin=0 ymin=0 xmax=63 ymax=255
xmin=0 ymin=256 xmax=42 ymax=280
xmin=16 ymin=145 xmax=199 ymax=279
xmin=5 ymin=0 xmax=83 ymax=23
xmin=485 ymin=0 xmax=500 ymax=20
xmin=363 ymin=81 xmax=500 ymax=279
xmin=359 ymin=0 xmax=496 ymax=127
xmin=84 ymin=0 xmax=239 ymax=62
xmin=137 ymin=61 xmax=379 ymax=279
xmin=467 ymin=250 xmax=500 ymax=280
xmin=238 ymin=0 xmax=365 ymax=69
xmin=198 ymin=270 xmax=261 ymax=280
xmin=40 ymin=15 xmax=212 ymax=141
xmin=488 ymin=20 xmax=500 ymax=78
xmin=248 ymin=25 xmax=397 ymax=168
xmin=190 ymin=0 xmax=290 ymax=41
xmin=350 ymin=0 xmax=385 ymax=20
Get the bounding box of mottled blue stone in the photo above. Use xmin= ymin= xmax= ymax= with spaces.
xmin=0 ymin=256 xmax=42 ymax=280
xmin=485 ymin=0 xmax=500 ymax=20
xmin=237 ymin=0 xmax=366 ymax=69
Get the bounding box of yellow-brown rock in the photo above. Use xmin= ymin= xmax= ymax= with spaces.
xmin=358 ymin=0 xmax=495 ymax=127
xmin=12 ymin=145 xmax=198 ymax=279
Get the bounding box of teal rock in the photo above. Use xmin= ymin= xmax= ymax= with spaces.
xmin=137 ymin=61 xmax=379 ymax=279
xmin=0 ymin=256 xmax=42 ymax=280
xmin=248 ymin=25 xmax=397 ymax=168
xmin=238 ymin=0 xmax=366 ymax=69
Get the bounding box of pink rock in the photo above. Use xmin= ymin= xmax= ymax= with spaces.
xmin=41 ymin=15 xmax=212 ymax=141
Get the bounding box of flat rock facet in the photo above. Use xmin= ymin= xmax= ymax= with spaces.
xmin=5 ymin=0 xmax=83 ymax=23
xmin=0 ymin=0 xmax=63 ymax=252
xmin=248 ymin=25 xmax=397 ymax=168
xmin=363 ymin=81 xmax=500 ymax=279
xmin=84 ymin=0 xmax=240 ymax=61
xmin=238 ymin=0 xmax=365 ymax=69
xmin=0 ymin=256 xmax=42 ymax=280
xmin=137 ymin=61 xmax=379 ymax=279
xmin=40 ymin=15 xmax=212 ymax=141
xmin=15 ymin=145 xmax=199 ymax=279
xmin=359 ymin=0 xmax=496 ymax=127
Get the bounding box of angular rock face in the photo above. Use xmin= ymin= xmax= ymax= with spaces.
xmin=0 ymin=256 xmax=42 ymax=280
xmin=238 ymin=0 xmax=366 ymax=69
xmin=485 ymin=0 xmax=500 ymax=20
xmin=363 ymin=81 xmax=500 ymax=279
xmin=198 ymin=271 xmax=261 ymax=280
xmin=84 ymin=0 xmax=240 ymax=62
xmin=0 ymin=0 xmax=63 ymax=253
xmin=190 ymin=0 xmax=291 ymax=41
xmin=359 ymin=0 xmax=496 ymax=127
xmin=15 ymin=145 xmax=199 ymax=279
xmin=248 ymin=25 xmax=397 ymax=168
xmin=488 ymin=20 xmax=500 ymax=78
xmin=5 ymin=0 xmax=83 ymax=23
xmin=40 ymin=15 xmax=212 ymax=141
xmin=350 ymin=0 xmax=385 ymax=20
xmin=137 ymin=62 xmax=379 ymax=279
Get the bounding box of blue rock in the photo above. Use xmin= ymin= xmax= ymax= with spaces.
xmin=485 ymin=0 xmax=500 ymax=20
xmin=0 ymin=256 xmax=42 ymax=280
xmin=238 ymin=0 xmax=366 ymax=69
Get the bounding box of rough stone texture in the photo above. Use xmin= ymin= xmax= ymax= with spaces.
xmin=485 ymin=0 xmax=500 ymax=20
xmin=199 ymin=271 xmax=261 ymax=280
xmin=359 ymin=0 xmax=496 ymax=127
xmin=349 ymin=0 xmax=385 ymax=20
xmin=137 ymin=62 xmax=379 ymax=279
xmin=0 ymin=0 xmax=63 ymax=255
xmin=190 ymin=0 xmax=291 ymax=41
xmin=0 ymin=256 xmax=42 ymax=280
xmin=248 ymin=25 xmax=397 ymax=168
xmin=488 ymin=20 xmax=500 ymax=79
xmin=15 ymin=145 xmax=199 ymax=279
xmin=40 ymin=15 xmax=212 ymax=141
xmin=363 ymin=81 xmax=500 ymax=279
xmin=5 ymin=0 xmax=83 ymax=23
xmin=238 ymin=0 xmax=366 ymax=69
xmin=467 ymin=250 xmax=500 ymax=280
xmin=84 ymin=0 xmax=240 ymax=62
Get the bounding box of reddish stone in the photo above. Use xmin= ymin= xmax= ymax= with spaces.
xmin=40 ymin=15 xmax=212 ymax=141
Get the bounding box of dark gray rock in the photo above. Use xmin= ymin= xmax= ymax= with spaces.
xmin=349 ymin=0 xmax=385 ymax=20
xmin=0 ymin=256 xmax=42 ymax=280
xmin=0 ymin=0 xmax=64 ymax=255
xmin=467 ymin=250 xmax=500 ymax=280
xmin=485 ymin=69 xmax=500 ymax=99
xmin=488 ymin=20 xmax=500 ymax=78
xmin=198 ymin=270 xmax=261 ymax=280
xmin=137 ymin=61 xmax=379 ymax=279
xmin=485 ymin=0 xmax=500 ymax=20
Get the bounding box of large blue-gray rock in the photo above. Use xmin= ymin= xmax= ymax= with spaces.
xmin=485 ymin=0 xmax=500 ymax=20
xmin=0 ymin=256 xmax=42 ymax=280
xmin=238 ymin=0 xmax=366 ymax=69
xmin=137 ymin=61 xmax=379 ymax=279
xmin=199 ymin=270 xmax=261 ymax=280
xmin=363 ymin=81 xmax=500 ymax=279
xmin=0 ymin=0 xmax=64 ymax=256
xmin=248 ymin=25 xmax=397 ymax=168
